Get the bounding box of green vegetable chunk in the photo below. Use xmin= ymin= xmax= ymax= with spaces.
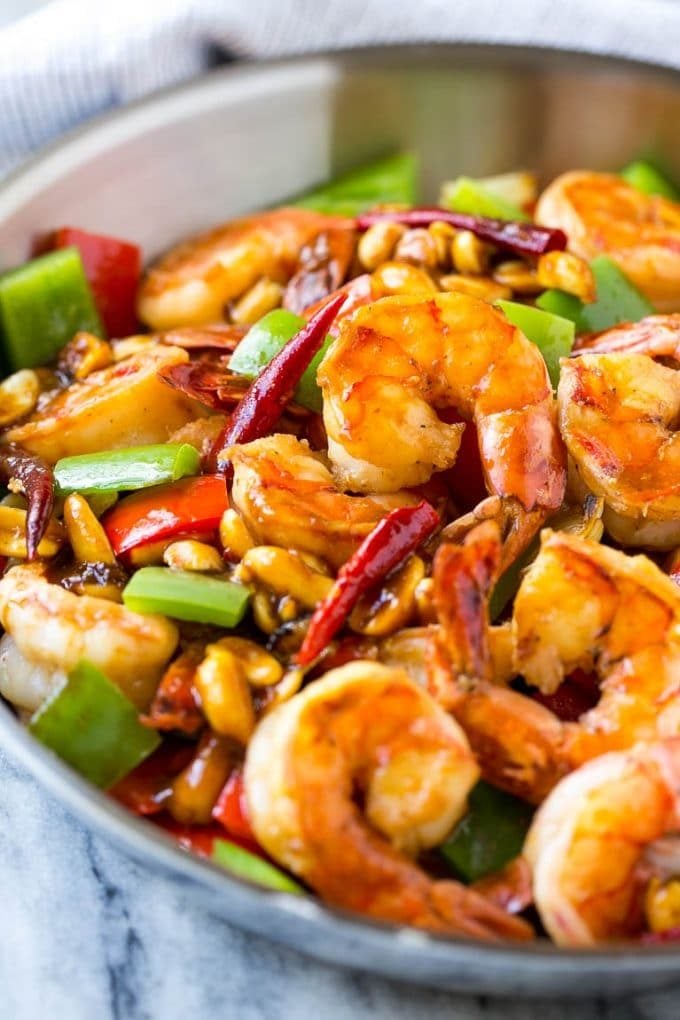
xmin=229 ymin=310 xmax=332 ymax=413
xmin=0 ymin=247 xmax=103 ymax=370
xmin=496 ymin=300 xmax=574 ymax=389
xmin=440 ymin=781 xmax=534 ymax=882
xmin=123 ymin=567 xmax=250 ymax=628
xmin=212 ymin=839 xmax=304 ymax=894
xmin=292 ymin=152 xmax=417 ymax=216
xmin=54 ymin=443 xmax=200 ymax=495
xmin=536 ymin=255 xmax=654 ymax=335
xmin=620 ymin=159 xmax=680 ymax=201
xmin=440 ymin=176 xmax=529 ymax=221
xmin=29 ymin=661 xmax=159 ymax=789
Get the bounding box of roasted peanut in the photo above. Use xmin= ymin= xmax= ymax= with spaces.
xmin=167 ymin=731 xmax=233 ymax=825
xmin=163 ymin=539 xmax=224 ymax=573
xmin=394 ymin=228 xmax=439 ymax=270
xmin=492 ymin=260 xmax=541 ymax=294
xmin=371 ymin=261 xmax=438 ymax=298
xmin=64 ymin=494 xmax=116 ymax=565
xmin=230 ymin=278 xmax=283 ymax=326
xmin=427 ymin=221 xmax=457 ymax=268
xmin=194 ymin=645 xmax=256 ymax=743
xmin=357 ymin=221 xmax=406 ymax=271
xmin=450 ymin=230 xmax=491 ymax=275
xmin=0 ymin=370 xmax=40 ymax=427
xmin=241 ymin=546 xmax=333 ymax=610
xmin=438 ymin=274 xmax=512 ymax=302
xmin=219 ymin=508 xmax=255 ymax=560
xmin=0 ymin=506 xmax=64 ymax=559
xmin=211 ymin=636 xmax=283 ymax=687
xmin=645 ymin=877 xmax=680 ymax=934
xmin=349 ymin=555 xmax=426 ymax=637
xmin=536 ymin=250 xmax=596 ymax=302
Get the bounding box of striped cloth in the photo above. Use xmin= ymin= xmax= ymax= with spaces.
xmin=0 ymin=0 xmax=678 ymax=176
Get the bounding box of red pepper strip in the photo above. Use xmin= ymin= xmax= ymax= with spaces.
xmin=212 ymin=767 xmax=257 ymax=844
xmin=102 ymin=474 xmax=228 ymax=559
xmin=355 ymin=208 xmax=567 ymax=258
xmin=0 ymin=443 xmax=54 ymax=560
xmin=296 ymin=500 xmax=440 ymax=666
xmin=212 ymin=290 xmax=346 ymax=467
xmin=52 ymin=227 xmax=141 ymax=337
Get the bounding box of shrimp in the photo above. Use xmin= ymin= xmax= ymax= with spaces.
xmin=574 ymin=313 xmax=680 ymax=360
xmin=228 ymin=433 xmax=417 ymax=570
xmin=558 ymin=352 xmax=680 ymax=548
xmin=5 ymin=346 xmax=201 ymax=463
xmin=318 ymin=294 xmax=566 ymax=527
xmin=524 ymin=740 xmax=680 ymax=946
xmin=0 ymin=563 xmax=178 ymax=709
xmin=244 ymin=660 xmax=532 ymax=939
xmin=535 ymin=171 xmax=680 ymax=310
xmin=137 ymin=208 xmax=354 ymax=330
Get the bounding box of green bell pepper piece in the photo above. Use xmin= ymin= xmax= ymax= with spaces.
xmin=440 ymin=781 xmax=533 ymax=882
xmin=292 ymin=152 xmax=418 ymax=216
xmin=440 ymin=176 xmax=529 ymax=222
xmin=29 ymin=661 xmax=160 ymax=789
xmin=54 ymin=443 xmax=200 ymax=496
xmin=536 ymin=255 xmax=654 ymax=335
xmin=212 ymin=839 xmax=304 ymax=894
xmin=123 ymin=567 xmax=250 ymax=628
xmin=496 ymin=300 xmax=574 ymax=389
xmin=0 ymin=247 xmax=103 ymax=370
xmin=620 ymin=159 xmax=680 ymax=201
xmin=229 ymin=309 xmax=332 ymax=413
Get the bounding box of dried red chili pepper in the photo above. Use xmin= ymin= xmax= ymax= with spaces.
xmin=355 ymin=208 xmax=567 ymax=258
xmin=0 ymin=443 xmax=54 ymax=560
xmin=283 ymin=228 xmax=356 ymax=314
xmin=141 ymin=646 xmax=205 ymax=735
xmin=296 ymin=500 xmax=440 ymax=666
xmin=159 ymin=361 xmax=250 ymax=412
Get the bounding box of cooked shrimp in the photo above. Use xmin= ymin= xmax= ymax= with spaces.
xmin=228 ymin=433 xmax=416 ymax=570
xmin=138 ymin=208 xmax=354 ymax=330
xmin=318 ymin=294 xmax=566 ymax=522
xmin=0 ymin=563 xmax=178 ymax=709
xmin=558 ymin=352 xmax=680 ymax=548
xmin=524 ymin=740 xmax=680 ymax=945
xmin=5 ymin=346 xmax=201 ymax=463
xmin=535 ymin=171 xmax=680 ymax=310
xmin=574 ymin=313 xmax=680 ymax=360
xmin=244 ymin=661 xmax=532 ymax=939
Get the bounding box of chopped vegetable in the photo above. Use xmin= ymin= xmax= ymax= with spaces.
xmin=51 ymin=227 xmax=141 ymax=337
xmin=0 ymin=443 xmax=54 ymax=560
xmin=122 ymin=566 xmax=250 ymax=628
xmin=0 ymin=247 xmax=102 ymax=370
xmin=356 ymin=208 xmax=566 ymax=258
xmin=297 ymin=501 xmax=439 ymax=666
xmin=54 ymin=443 xmax=200 ymax=495
xmin=29 ymin=660 xmax=160 ymax=788
xmin=212 ymin=768 xmax=256 ymax=843
xmin=229 ymin=309 xmax=333 ymax=413
xmin=103 ymin=474 xmax=229 ymax=558
xmin=496 ymin=300 xmax=574 ymax=388
xmin=293 ymin=152 xmax=417 ymax=216
xmin=536 ymin=255 xmax=654 ymax=333
xmin=212 ymin=838 xmax=304 ymax=894
xmin=440 ymin=781 xmax=533 ymax=882
xmin=440 ymin=176 xmax=529 ymax=222
xmin=620 ymin=160 xmax=680 ymax=201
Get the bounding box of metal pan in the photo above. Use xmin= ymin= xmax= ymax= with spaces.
xmin=1 ymin=44 xmax=679 ymax=998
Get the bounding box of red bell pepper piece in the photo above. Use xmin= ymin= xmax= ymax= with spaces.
xmin=355 ymin=208 xmax=567 ymax=258
xmin=296 ymin=500 xmax=440 ymax=666
xmin=109 ymin=740 xmax=195 ymax=815
xmin=52 ymin=227 xmax=141 ymax=337
xmin=212 ymin=767 xmax=256 ymax=844
xmin=152 ymin=815 xmax=228 ymax=858
xmin=103 ymin=474 xmax=228 ymax=559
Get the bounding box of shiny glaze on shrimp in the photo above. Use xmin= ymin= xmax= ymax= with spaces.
xmin=574 ymin=312 xmax=680 ymax=360
xmin=535 ymin=171 xmax=680 ymax=310
xmin=244 ymin=661 xmax=532 ymax=939
xmin=228 ymin=433 xmax=416 ymax=570
xmin=137 ymin=208 xmax=354 ymax=330
xmin=558 ymin=352 xmax=680 ymax=548
xmin=524 ymin=740 xmax=680 ymax=946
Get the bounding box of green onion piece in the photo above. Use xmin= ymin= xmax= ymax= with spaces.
xmin=440 ymin=176 xmax=529 ymax=222
xmin=536 ymin=255 xmax=654 ymax=335
xmin=496 ymin=300 xmax=574 ymax=389
xmin=123 ymin=567 xmax=250 ymax=628
xmin=0 ymin=247 xmax=103 ymax=371
xmin=229 ymin=310 xmax=332 ymax=413
xmin=29 ymin=661 xmax=160 ymax=789
xmin=489 ymin=535 xmax=540 ymax=622
xmin=212 ymin=839 xmax=304 ymax=894
xmin=439 ymin=781 xmax=534 ymax=883
xmin=54 ymin=443 xmax=200 ymax=495
xmin=534 ymin=288 xmax=583 ymax=325
xmin=620 ymin=159 xmax=680 ymax=201
xmin=292 ymin=152 xmax=418 ymax=216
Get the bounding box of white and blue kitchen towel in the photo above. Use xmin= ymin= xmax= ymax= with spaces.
xmin=0 ymin=0 xmax=678 ymax=178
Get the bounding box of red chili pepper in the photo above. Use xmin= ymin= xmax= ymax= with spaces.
xmin=296 ymin=500 xmax=440 ymax=666
xmin=152 ymin=814 xmax=229 ymax=858
xmin=0 ymin=443 xmax=54 ymax=560
xmin=436 ymin=408 xmax=488 ymax=513
xmin=212 ymin=768 xmax=256 ymax=844
xmin=51 ymin=227 xmax=141 ymax=337
xmin=102 ymin=474 xmax=228 ymax=559
xmin=355 ymin=208 xmax=567 ymax=258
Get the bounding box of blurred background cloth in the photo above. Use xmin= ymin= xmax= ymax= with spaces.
xmin=0 ymin=0 xmax=678 ymax=176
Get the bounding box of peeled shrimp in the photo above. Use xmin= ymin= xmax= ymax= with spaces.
xmin=558 ymin=352 xmax=680 ymax=548
xmin=574 ymin=312 xmax=680 ymax=361
xmin=228 ymin=433 xmax=416 ymax=570
xmin=318 ymin=294 xmax=566 ymax=520
xmin=0 ymin=563 xmax=178 ymax=709
xmin=535 ymin=171 xmax=680 ymax=310
xmin=244 ymin=660 xmax=532 ymax=939
xmin=524 ymin=740 xmax=680 ymax=945
xmin=137 ymin=208 xmax=353 ymax=330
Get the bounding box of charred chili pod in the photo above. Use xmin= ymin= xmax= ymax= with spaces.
xmin=0 ymin=443 xmax=55 ymax=560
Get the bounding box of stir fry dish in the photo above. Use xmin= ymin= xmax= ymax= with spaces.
xmin=2 ymin=152 xmax=680 ymax=948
